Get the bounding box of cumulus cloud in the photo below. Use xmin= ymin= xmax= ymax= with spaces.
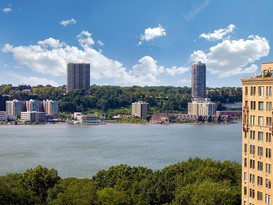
xmin=190 ymin=35 xmax=269 ymax=78
xmin=59 ymin=18 xmax=77 ymax=26
xmin=131 ymin=56 xmax=164 ymax=76
xmin=166 ymin=66 xmax=189 ymax=76
xmin=2 ymin=8 xmax=12 ymax=13
xmin=138 ymin=24 xmax=166 ymax=45
xmin=2 ymin=30 xmax=188 ymax=86
xmin=199 ymin=24 xmax=236 ymax=41
xmin=9 ymin=73 xmax=59 ymax=87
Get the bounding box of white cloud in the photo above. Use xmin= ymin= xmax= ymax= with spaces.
xmin=59 ymin=18 xmax=77 ymax=26
xmin=184 ymin=0 xmax=210 ymax=21
xmin=97 ymin=40 xmax=104 ymax=46
xmin=2 ymin=8 xmax=12 ymax=13
xmin=2 ymin=30 xmax=188 ymax=86
xmin=199 ymin=24 xmax=236 ymax=41
xmin=131 ymin=56 xmax=164 ymax=76
xmin=166 ymin=66 xmax=189 ymax=76
xmin=9 ymin=73 xmax=59 ymax=86
xmin=138 ymin=24 xmax=166 ymax=45
xmin=190 ymin=35 xmax=269 ymax=78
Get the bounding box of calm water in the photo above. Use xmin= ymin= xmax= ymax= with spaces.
xmin=0 ymin=122 xmax=241 ymax=178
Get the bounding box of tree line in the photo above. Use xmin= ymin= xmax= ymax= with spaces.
xmin=0 ymin=85 xmax=242 ymax=117
xmin=0 ymin=158 xmax=241 ymax=205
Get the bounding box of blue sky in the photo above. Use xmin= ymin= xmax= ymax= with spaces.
xmin=0 ymin=0 xmax=273 ymax=87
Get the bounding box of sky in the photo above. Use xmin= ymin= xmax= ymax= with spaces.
xmin=0 ymin=0 xmax=273 ymax=87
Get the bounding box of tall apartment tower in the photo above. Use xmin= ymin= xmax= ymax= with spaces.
xmin=191 ymin=61 xmax=206 ymax=99
xmin=132 ymin=101 xmax=149 ymax=118
xmin=67 ymin=63 xmax=90 ymax=92
xmin=241 ymin=62 xmax=273 ymax=205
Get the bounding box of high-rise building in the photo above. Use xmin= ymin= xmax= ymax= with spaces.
xmin=132 ymin=101 xmax=149 ymax=118
xmin=6 ymin=100 xmax=26 ymax=117
xmin=67 ymin=63 xmax=90 ymax=92
xmin=241 ymin=62 xmax=273 ymax=205
xmin=43 ymin=100 xmax=58 ymax=115
xmin=191 ymin=61 xmax=206 ymax=99
xmin=26 ymin=99 xmax=40 ymax=112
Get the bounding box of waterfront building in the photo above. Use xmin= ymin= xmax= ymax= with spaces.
xmin=188 ymin=99 xmax=217 ymax=116
xmin=0 ymin=111 xmax=8 ymax=121
xmin=191 ymin=61 xmax=206 ymax=99
xmin=132 ymin=101 xmax=149 ymax=118
xmin=67 ymin=63 xmax=90 ymax=92
xmin=43 ymin=99 xmax=58 ymax=115
xmin=241 ymin=62 xmax=273 ymax=205
xmin=6 ymin=99 xmax=26 ymax=117
xmin=26 ymin=99 xmax=40 ymax=112
xmin=21 ymin=111 xmax=45 ymax=122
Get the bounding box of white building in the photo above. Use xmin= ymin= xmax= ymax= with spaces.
xmin=188 ymin=98 xmax=217 ymax=116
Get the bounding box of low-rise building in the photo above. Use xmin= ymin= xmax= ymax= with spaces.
xmin=21 ymin=111 xmax=45 ymax=122
xmin=188 ymin=98 xmax=217 ymax=116
xmin=0 ymin=111 xmax=8 ymax=121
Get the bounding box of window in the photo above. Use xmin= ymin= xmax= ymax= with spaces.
xmin=266 ymin=133 xmax=272 ymax=142
xmin=258 ymin=161 xmax=263 ymax=171
xmin=259 ymin=101 xmax=264 ymax=110
xmin=266 ymin=194 xmax=272 ymax=204
xmin=266 ymin=86 xmax=272 ymax=96
xmin=244 ymin=172 xmax=247 ymax=181
xmin=250 ymin=130 xmax=256 ymax=140
xmin=251 ymin=101 xmax=256 ymax=110
xmin=250 ymin=159 xmax=255 ymax=169
xmin=267 ymin=117 xmax=272 ymax=127
xmin=266 ymin=179 xmax=271 ymax=189
xmin=258 ymin=131 xmax=264 ymax=141
xmin=258 ymin=146 xmax=263 ymax=157
xmin=244 ymin=144 xmax=247 ymax=153
xmin=245 ymin=87 xmax=248 ymax=95
xmin=258 ymin=116 xmax=264 ymax=126
xmin=251 ymin=115 xmax=256 ymax=125
xmin=259 ymin=86 xmax=264 ymax=96
xmin=257 ymin=176 xmax=263 ymax=186
xmin=266 ymin=163 xmax=272 ymax=174
xmin=250 ymin=188 xmax=255 ymax=198
xmin=251 ymin=86 xmax=256 ymax=96
xmin=244 ymin=158 xmax=247 ymax=167
xmin=250 ymin=174 xmax=255 ymax=184
xmin=244 ymin=187 xmax=247 ymax=195
xmin=250 ymin=145 xmax=255 ymax=155
xmin=267 ymin=102 xmax=272 ymax=111
xmin=257 ymin=191 xmax=263 ymax=201
xmin=266 ymin=148 xmax=272 ymax=158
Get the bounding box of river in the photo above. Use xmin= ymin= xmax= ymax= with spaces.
xmin=0 ymin=121 xmax=241 ymax=178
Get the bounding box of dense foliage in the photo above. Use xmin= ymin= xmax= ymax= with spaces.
xmin=0 ymin=85 xmax=242 ymax=116
xmin=0 ymin=158 xmax=241 ymax=205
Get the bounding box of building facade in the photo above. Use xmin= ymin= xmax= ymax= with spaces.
xmin=43 ymin=100 xmax=58 ymax=115
xmin=26 ymin=99 xmax=40 ymax=112
xmin=132 ymin=101 xmax=149 ymax=118
xmin=67 ymin=63 xmax=90 ymax=92
xmin=241 ymin=62 xmax=273 ymax=205
xmin=21 ymin=111 xmax=45 ymax=122
xmin=188 ymin=99 xmax=217 ymax=116
xmin=191 ymin=61 xmax=206 ymax=99
xmin=6 ymin=100 xmax=26 ymax=117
